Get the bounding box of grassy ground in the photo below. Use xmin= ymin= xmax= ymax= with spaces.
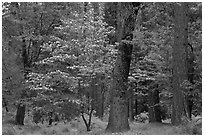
xmin=2 ymin=110 xmax=202 ymax=135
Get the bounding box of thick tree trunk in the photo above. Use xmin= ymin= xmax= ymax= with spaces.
xmin=148 ymin=85 xmax=161 ymax=123
xmin=172 ymin=3 xmax=188 ymax=125
xmin=106 ymin=34 xmax=133 ymax=132
xmin=105 ymin=2 xmax=141 ymax=132
xmin=15 ymin=103 xmax=25 ymax=125
xmin=106 ymin=3 xmax=132 ymax=133
xmin=106 ymin=17 xmax=132 ymax=133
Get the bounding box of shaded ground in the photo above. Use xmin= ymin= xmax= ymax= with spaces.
xmin=2 ymin=110 xmax=201 ymax=135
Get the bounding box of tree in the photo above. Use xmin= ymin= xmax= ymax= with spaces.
xmin=2 ymin=2 xmax=65 ymax=125
xmin=185 ymin=2 xmax=202 ymax=119
xmin=171 ymin=2 xmax=188 ymax=125
xmin=128 ymin=2 xmax=174 ymax=123
xmin=26 ymin=2 xmax=115 ymax=128
xmin=105 ymin=2 xmax=140 ymax=132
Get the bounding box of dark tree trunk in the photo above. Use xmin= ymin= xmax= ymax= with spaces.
xmin=186 ymin=43 xmax=195 ymax=119
xmin=48 ymin=111 xmax=53 ymax=126
xmin=5 ymin=106 xmax=9 ymax=112
xmin=105 ymin=2 xmax=140 ymax=132
xmin=101 ymin=92 xmax=105 ymax=119
xmin=172 ymin=3 xmax=188 ymax=125
xmin=15 ymin=103 xmax=26 ymax=125
xmin=185 ymin=95 xmax=193 ymax=119
xmin=81 ymin=108 xmax=94 ymax=131
xmin=135 ymin=97 xmax=138 ymax=116
xmin=148 ymin=85 xmax=161 ymax=123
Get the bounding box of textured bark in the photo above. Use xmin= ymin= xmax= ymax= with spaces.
xmin=105 ymin=2 xmax=140 ymax=132
xmin=106 ymin=3 xmax=131 ymax=132
xmin=148 ymin=85 xmax=161 ymax=123
xmin=172 ymin=3 xmax=188 ymax=125
xmin=106 ymin=40 xmax=133 ymax=132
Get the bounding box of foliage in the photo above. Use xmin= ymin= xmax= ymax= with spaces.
xmin=2 ymin=2 xmax=117 ymax=123
xmin=2 ymin=2 xmax=202 ymax=133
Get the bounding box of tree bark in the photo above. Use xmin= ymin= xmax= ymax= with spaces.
xmin=148 ymin=84 xmax=161 ymax=123
xmin=172 ymin=2 xmax=188 ymax=125
xmin=135 ymin=97 xmax=138 ymax=116
xmin=105 ymin=2 xmax=140 ymax=132
xmin=128 ymin=83 xmax=134 ymax=121
xmin=106 ymin=3 xmax=132 ymax=133
xmin=15 ymin=103 xmax=25 ymax=125
xmin=186 ymin=43 xmax=195 ymax=119
xmin=106 ymin=41 xmax=132 ymax=132
xmin=15 ymin=39 xmax=28 ymax=125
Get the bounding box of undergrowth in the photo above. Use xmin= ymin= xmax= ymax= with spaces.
xmin=2 ymin=111 xmax=202 ymax=135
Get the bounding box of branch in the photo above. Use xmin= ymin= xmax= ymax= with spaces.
xmin=39 ymin=12 xmax=44 ymax=34
xmin=88 ymin=108 xmax=94 ymax=127
xmin=188 ymin=43 xmax=193 ymax=52
xmin=45 ymin=17 xmax=56 ymax=35
xmin=81 ymin=112 xmax=89 ymax=128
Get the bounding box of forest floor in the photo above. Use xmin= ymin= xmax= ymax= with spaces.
xmin=2 ymin=110 xmax=202 ymax=135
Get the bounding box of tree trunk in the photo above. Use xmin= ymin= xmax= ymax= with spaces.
xmin=106 ymin=41 xmax=132 ymax=132
xmin=15 ymin=39 xmax=27 ymax=125
xmin=128 ymin=94 xmax=134 ymax=121
xmin=3 ymin=97 xmax=9 ymax=112
xmin=105 ymin=2 xmax=140 ymax=132
xmin=106 ymin=3 xmax=132 ymax=132
xmin=172 ymin=2 xmax=188 ymax=125
xmin=81 ymin=108 xmax=94 ymax=131
xmin=135 ymin=97 xmax=138 ymax=116
xmin=148 ymin=84 xmax=161 ymax=123
xmin=15 ymin=103 xmax=25 ymax=125
xmin=186 ymin=43 xmax=195 ymax=119
xmin=97 ymin=80 xmax=105 ymax=119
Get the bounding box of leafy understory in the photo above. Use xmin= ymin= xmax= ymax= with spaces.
xmin=3 ymin=110 xmax=201 ymax=135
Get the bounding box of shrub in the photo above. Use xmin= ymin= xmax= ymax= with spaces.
xmin=180 ymin=116 xmax=202 ymax=135
xmin=135 ymin=112 xmax=149 ymax=123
